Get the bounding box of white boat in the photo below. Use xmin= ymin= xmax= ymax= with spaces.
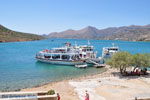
xmin=102 ymin=43 xmax=119 ymax=58
xmin=36 ymin=42 xmax=97 ymax=66
xmin=75 ymin=64 xmax=87 ymax=68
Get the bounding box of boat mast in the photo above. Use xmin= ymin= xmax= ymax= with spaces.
xmin=112 ymin=43 xmax=115 ymax=47
xmin=75 ymin=41 xmax=77 ymax=47
xmin=88 ymin=40 xmax=90 ymax=45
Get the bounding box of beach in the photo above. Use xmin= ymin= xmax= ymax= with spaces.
xmin=22 ymin=66 xmax=150 ymax=100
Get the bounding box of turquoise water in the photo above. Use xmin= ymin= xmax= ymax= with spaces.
xmin=0 ymin=39 xmax=150 ymax=91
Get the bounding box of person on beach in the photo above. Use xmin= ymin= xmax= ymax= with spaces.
xmin=57 ymin=93 xmax=60 ymax=100
xmin=85 ymin=90 xmax=89 ymax=100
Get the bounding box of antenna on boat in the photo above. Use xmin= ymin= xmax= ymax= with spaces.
xmin=75 ymin=41 xmax=77 ymax=47
xmin=88 ymin=40 xmax=90 ymax=45
xmin=112 ymin=43 xmax=115 ymax=47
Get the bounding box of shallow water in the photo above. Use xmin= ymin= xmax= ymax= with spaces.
xmin=0 ymin=39 xmax=150 ymax=91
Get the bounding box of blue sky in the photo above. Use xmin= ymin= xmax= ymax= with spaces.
xmin=0 ymin=0 xmax=150 ymax=34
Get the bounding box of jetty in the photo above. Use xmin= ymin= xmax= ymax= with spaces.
xmin=0 ymin=91 xmax=57 ymax=100
xmin=75 ymin=64 xmax=87 ymax=68
xmin=86 ymin=59 xmax=105 ymax=68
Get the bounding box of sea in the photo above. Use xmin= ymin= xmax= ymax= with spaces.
xmin=0 ymin=39 xmax=150 ymax=91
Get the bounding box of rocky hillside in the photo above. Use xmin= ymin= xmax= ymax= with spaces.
xmin=47 ymin=25 xmax=150 ymax=41
xmin=0 ymin=25 xmax=45 ymax=42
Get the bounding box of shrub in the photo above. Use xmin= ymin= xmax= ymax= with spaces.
xmin=47 ymin=89 xmax=55 ymax=95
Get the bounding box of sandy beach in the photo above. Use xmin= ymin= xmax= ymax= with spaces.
xmin=22 ymin=66 xmax=150 ymax=100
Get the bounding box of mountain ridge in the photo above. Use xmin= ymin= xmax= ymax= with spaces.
xmin=47 ymin=25 xmax=150 ymax=41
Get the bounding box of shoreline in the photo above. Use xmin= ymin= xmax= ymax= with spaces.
xmin=22 ymin=66 xmax=150 ymax=100
xmin=21 ymin=67 xmax=108 ymax=90
xmin=0 ymin=67 xmax=107 ymax=92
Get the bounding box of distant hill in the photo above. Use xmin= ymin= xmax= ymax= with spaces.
xmin=47 ymin=25 xmax=150 ymax=41
xmin=0 ymin=25 xmax=45 ymax=42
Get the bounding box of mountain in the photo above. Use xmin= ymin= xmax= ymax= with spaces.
xmin=47 ymin=25 xmax=150 ymax=41
xmin=48 ymin=26 xmax=100 ymax=39
xmin=0 ymin=25 xmax=45 ymax=42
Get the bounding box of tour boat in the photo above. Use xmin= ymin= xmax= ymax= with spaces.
xmin=102 ymin=43 xmax=119 ymax=58
xmin=36 ymin=42 xmax=98 ymax=66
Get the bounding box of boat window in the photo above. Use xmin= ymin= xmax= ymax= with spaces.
xmin=87 ymin=49 xmax=92 ymax=51
xmin=71 ymin=55 xmax=79 ymax=60
xmin=80 ymin=54 xmax=82 ymax=57
xmin=82 ymin=49 xmax=86 ymax=52
xmin=56 ymin=49 xmax=65 ymax=53
xmin=52 ymin=55 xmax=60 ymax=59
xmin=62 ymin=55 xmax=70 ymax=60
xmin=108 ymin=48 xmax=118 ymax=50
xmin=44 ymin=55 xmax=51 ymax=58
xmin=67 ymin=48 xmax=70 ymax=51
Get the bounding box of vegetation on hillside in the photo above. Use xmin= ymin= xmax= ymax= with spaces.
xmin=107 ymin=52 xmax=150 ymax=74
xmin=0 ymin=25 xmax=45 ymax=42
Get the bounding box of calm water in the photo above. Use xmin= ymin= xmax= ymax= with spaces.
xmin=0 ymin=39 xmax=150 ymax=91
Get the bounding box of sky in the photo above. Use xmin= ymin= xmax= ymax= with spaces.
xmin=0 ymin=0 xmax=150 ymax=35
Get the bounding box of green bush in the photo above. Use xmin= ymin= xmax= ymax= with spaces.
xmin=47 ymin=89 xmax=55 ymax=95
xmin=107 ymin=52 xmax=150 ymax=74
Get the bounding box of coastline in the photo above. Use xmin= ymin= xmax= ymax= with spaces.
xmin=21 ymin=67 xmax=108 ymax=100
xmin=22 ymin=66 xmax=150 ymax=100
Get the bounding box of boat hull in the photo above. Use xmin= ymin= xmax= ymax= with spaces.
xmin=36 ymin=58 xmax=85 ymax=66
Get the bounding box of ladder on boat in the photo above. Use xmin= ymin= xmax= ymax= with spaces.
xmin=87 ymin=59 xmax=100 ymax=65
xmin=87 ymin=59 xmax=105 ymax=68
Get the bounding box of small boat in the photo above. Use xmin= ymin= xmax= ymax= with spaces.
xmin=75 ymin=64 xmax=87 ymax=68
xmin=93 ymin=64 xmax=106 ymax=68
